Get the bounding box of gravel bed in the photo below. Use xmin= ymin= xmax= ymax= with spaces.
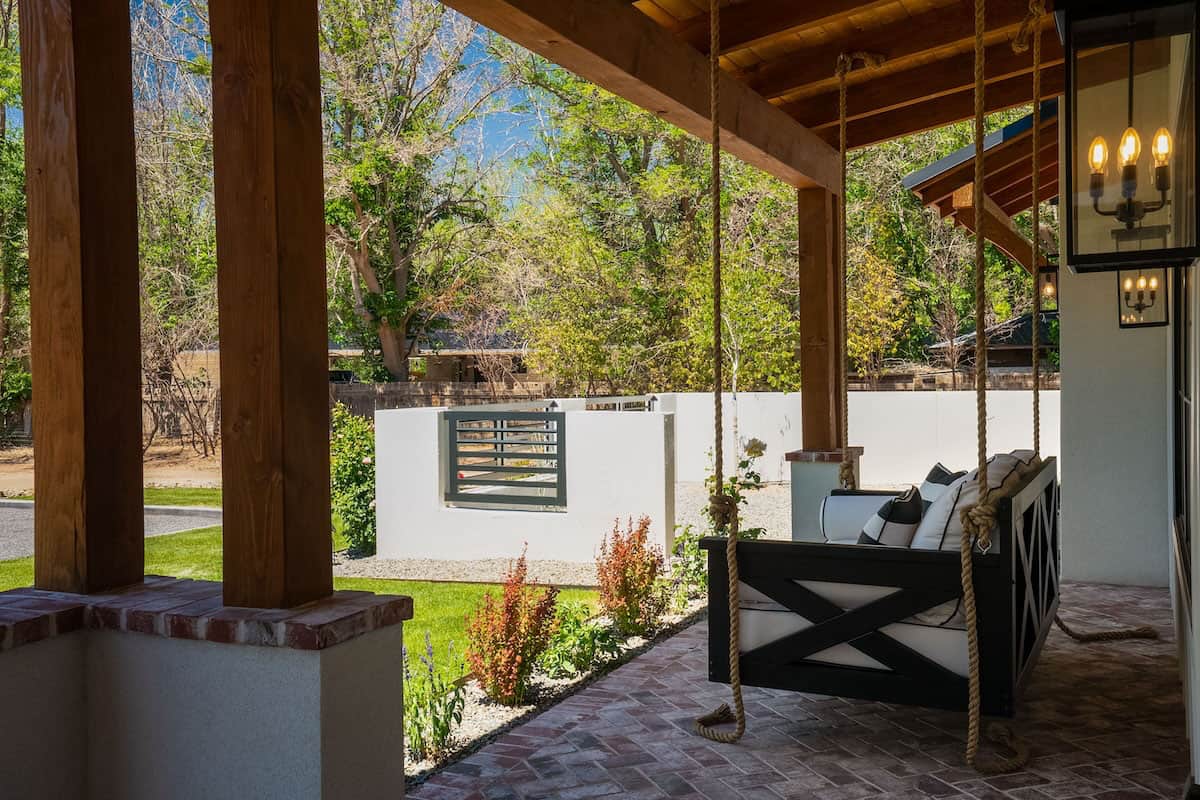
xmin=333 ymin=554 xmax=597 ymax=586
xmin=405 ymin=598 xmax=707 ymax=785
xmin=675 ymin=481 xmax=794 ymax=540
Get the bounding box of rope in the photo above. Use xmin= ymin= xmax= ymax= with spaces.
xmin=1054 ymin=615 xmax=1159 ymax=643
xmin=1029 ymin=1 xmax=1042 ymax=459
xmin=956 ymin=0 xmax=1031 ymax=775
xmin=835 ymin=51 xmax=883 ymax=490
xmin=695 ymin=0 xmax=746 ymax=745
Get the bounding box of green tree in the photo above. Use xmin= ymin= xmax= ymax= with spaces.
xmin=847 ymin=248 xmax=905 ymax=384
xmin=322 ymin=0 xmax=503 ymax=380
xmin=0 ymin=0 xmax=27 ymax=378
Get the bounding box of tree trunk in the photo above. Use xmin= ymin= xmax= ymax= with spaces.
xmin=379 ymin=322 xmax=408 ymax=381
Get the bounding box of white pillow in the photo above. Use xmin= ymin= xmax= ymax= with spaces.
xmin=910 ymin=453 xmax=1031 ymax=551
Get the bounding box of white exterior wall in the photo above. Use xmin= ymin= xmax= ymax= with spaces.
xmin=1060 ymin=266 xmax=1171 ymax=587
xmin=660 ymin=390 xmax=1059 ymax=487
xmin=0 ymin=634 xmax=87 ymax=799
xmin=3 ymin=624 xmax=405 ymax=800
xmin=376 ymin=408 xmax=675 ymax=563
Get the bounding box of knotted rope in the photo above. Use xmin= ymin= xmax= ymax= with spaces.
xmin=835 ymin=51 xmax=884 ymax=490
xmin=956 ymin=0 xmax=1030 ymax=775
xmin=694 ymin=0 xmax=746 ymax=745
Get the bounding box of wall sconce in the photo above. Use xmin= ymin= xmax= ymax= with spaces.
xmin=1038 ymin=265 xmax=1059 ymax=308
xmin=1117 ymin=267 xmax=1169 ymax=327
xmin=1061 ymin=0 xmax=1199 ymax=272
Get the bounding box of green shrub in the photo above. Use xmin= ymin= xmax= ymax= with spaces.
xmin=596 ymin=516 xmax=667 ymax=636
xmin=538 ymin=602 xmax=620 ymax=679
xmin=403 ymin=632 xmax=467 ymax=764
xmin=465 ymin=549 xmax=559 ymax=705
xmin=669 ymin=523 xmax=707 ymax=604
xmin=330 ymin=403 xmax=377 ymax=553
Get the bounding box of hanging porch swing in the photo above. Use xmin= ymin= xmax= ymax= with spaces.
xmin=693 ymin=0 xmax=1155 ymax=773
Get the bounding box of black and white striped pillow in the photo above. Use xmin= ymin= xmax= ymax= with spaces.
xmin=858 ymin=486 xmax=923 ymax=547
xmin=919 ymin=463 xmax=966 ymax=509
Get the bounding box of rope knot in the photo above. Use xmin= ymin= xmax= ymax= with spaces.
xmin=835 ymin=50 xmax=886 ymax=78
xmin=838 ymin=460 xmax=857 ymax=490
xmin=1011 ymin=0 xmax=1047 ymax=54
xmin=708 ymin=493 xmax=739 ymax=531
xmin=959 ymin=497 xmax=998 ymax=551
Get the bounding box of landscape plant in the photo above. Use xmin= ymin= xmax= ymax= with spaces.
xmin=329 ymin=403 xmax=377 ymax=553
xmin=538 ymin=601 xmax=620 ymax=679
xmin=669 ymin=523 xmax=707 ymax=606
xmin=596 ymin=516 xmax=667 ymax=636
xmin=464 ymin=549 xmax=559 ymax=706
xmin=403 ymin=631 xmax=468 ymax=764
xmin=704 ymin=438 xmax=769 ymax=539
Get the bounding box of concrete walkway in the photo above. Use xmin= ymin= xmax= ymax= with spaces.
xmin=411 ymin=582 xmax=1184 ymax=800
xmin=0 ymin=501 xmax=221 ymax=561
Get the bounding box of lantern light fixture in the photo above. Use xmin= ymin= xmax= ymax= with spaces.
xmin=1061 ymin=0 xmax=1199 ymax=272
xmin=1117 ymin=267 xmax=1169 ymax=327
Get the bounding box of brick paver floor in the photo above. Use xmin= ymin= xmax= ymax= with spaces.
xmin=411 ymin=582 xmax=1187 ymax=799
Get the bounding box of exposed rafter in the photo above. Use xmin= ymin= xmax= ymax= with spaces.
xmin=742 ymin=0 xmax=1037 ymax=102
xmin=825 ymin=65 xmax=1064 ymax=150
xmin=787 ymin=29 xmax=1062 ymax=131
xmin=675 ymin=0 xmax=896 ymax=56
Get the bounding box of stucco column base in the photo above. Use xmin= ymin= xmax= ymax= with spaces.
xmin=787 ymin=447 xmax=864 ymax=542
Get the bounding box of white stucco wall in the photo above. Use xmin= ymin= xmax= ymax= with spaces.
xmin=376 ymin=408 xmax=675 ymax=563
xmin=1060 ymin=266 xmax=1171 ymax=587
xmin=661 ymin=390 xmax=1059 ymax=487
xmin=1 ymin=633 xmax=87 ymax=800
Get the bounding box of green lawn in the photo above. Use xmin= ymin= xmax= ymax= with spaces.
xmin=0 ymin=525 xmax=595 ymax=676
xmin=6 ymin=486 xmax=223 ymax=507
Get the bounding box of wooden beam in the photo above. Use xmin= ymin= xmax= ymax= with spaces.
xmin=952 ymin=184 xmax=1043 ymax=273
xmin=929 ymin=141 xmax=1059 ymax=218
xmin=441 ymin=0 xmax=838 ymax=191
xmin=746 ymin=0 xmax=1037 ymax=101
xmin=1000 ymin=181 xmax=1058 ymax=218
xmin=797 ymin=188 xmax=842 ymax=451
xmin=989 ymin=165 xmax=1060 ymax=213
xmin=20 ymin=0 xmax=143 ymax=593
xmin=828 ymin=65 xmax=1064 ymax=150
xmin=789 ymin=29 xmax=1062 ymax=131
xmin=915 ymin=121 xmax=1057 ymax=208
xmin=211 ymin=0 xmax=332 ymax=608
xmin=677 ymin=0 xmax=896 ymax=56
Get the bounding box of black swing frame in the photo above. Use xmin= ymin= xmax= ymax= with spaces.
xmin=702 ymin=457 xmax=1060 ymax=716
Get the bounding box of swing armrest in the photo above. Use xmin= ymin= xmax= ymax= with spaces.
xmin=819 ymin=490 xmax=901 ymax=543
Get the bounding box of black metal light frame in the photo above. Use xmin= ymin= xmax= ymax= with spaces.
xmin=1038 ymin=264 xmax=1060 ymax=308
xmin=1117 ymin=267 xmax=1171 ymax=328
xmin=1060 ymin=0 xmax=1200 ymax=272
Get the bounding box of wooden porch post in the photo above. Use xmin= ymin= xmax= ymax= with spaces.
xmin=797 ymin=187 xmax=843 ymax=451
xmin=20 ymin=0 xmax=144 ymax=593
xmin=210 ymin=0 xmax=332 ymax=608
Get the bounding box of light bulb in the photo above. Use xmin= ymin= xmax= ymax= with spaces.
xmin=1137 ymin=275 xmax=1148 ymax=290
xmin=1152 ymin=127 xmax=1173 ymax=167
xmin=1124 ymin=277 xmax=1134 ymax=292
xmin=1119 ymin=127 xmax=1142 ymax=168
xmin=1150 ymin=276 xmax=1160 ymax=291
xmin=1088 ymin=136 xmax=1109 ymax=174
xmin=1043 ymin=282 xmax=1055 ymax=296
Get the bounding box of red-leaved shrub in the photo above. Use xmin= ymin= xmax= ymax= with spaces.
xmin=596 ymin=516 xmax=666 ymax=635
xmin=465 ymin=548 xmax=559 ymax=706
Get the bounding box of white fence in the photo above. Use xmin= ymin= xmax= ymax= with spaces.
xmin=375 ymin=407 xmax=674 ymax=563
xmin=660 ymin=391 xmax=1060 ymax=486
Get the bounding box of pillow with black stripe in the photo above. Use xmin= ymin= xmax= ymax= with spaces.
xmin=858 ymin=486 xmax=922 ymax=547
xmin=919 ymin=463 xmax=966 ymax=509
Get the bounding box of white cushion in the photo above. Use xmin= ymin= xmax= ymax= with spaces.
xmin=910 ymin=453 xmax=1031 ymax=551
xmin=819 ymin=493 xmax=899 ymax=544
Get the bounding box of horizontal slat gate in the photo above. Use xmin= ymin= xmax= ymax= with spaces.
xmin=445 ymin=410 xmax=566 ymax=508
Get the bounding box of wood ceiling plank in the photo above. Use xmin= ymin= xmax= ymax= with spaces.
xmin=745 ymin=0 xmax=1037 ymax=101
xmin=789 ymin=28 xmax=1061 ymax=130
xmin=442 ymin=0 xmax=838 ymax=189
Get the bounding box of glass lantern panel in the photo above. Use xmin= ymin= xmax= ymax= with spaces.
xmin=1072 ymin=3 xmax=1195 ymax=259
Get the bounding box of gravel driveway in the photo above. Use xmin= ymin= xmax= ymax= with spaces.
xmin=0 ymin=501 xmax=222 ymax=561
